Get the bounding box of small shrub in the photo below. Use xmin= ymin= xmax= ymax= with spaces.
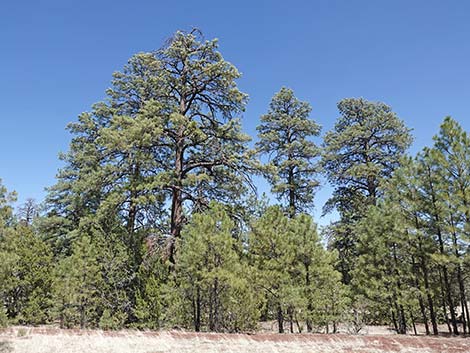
xmin=17 ymin=328 xmax=27 ymax=337
xmin=99 ymin=309 xmax=127 ymax=330
xmin=0 ymin=306 xmax=8 ymax=328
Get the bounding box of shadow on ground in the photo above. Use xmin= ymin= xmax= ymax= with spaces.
xmin=0 ymin=341 xmax=13 ymax=353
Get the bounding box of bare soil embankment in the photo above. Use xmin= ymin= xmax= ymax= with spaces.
xmin=1 ymin=327 xmax=470 ymax=353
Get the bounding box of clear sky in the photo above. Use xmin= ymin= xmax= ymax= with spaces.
xmin=1 ymin=0 xmax=470 ymax=224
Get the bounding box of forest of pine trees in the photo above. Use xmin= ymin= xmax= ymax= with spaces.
xmin=1 ymin=30 xmax=470 ymax=335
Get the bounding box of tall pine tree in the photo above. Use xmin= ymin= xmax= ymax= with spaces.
xmin=322 ymin=98 xmax=412 ymax=283
xmin=256 ymin=88 xmax=321 ymax=217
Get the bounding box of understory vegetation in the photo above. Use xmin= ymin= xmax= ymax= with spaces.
xmin=1 ymin=30 xmax=470 ymax=335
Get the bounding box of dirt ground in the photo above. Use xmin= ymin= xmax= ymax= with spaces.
xmin=2 ymin=327 xmax=470 ymax=353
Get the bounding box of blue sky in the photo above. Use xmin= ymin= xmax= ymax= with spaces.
xmin=1 ymin=0 xmax=470 ymax=224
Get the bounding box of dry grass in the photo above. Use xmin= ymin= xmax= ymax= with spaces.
xmin=1 ymin=326 xmax=470 ymax=353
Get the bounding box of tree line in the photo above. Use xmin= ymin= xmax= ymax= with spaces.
xmin=1 ymin=30 xmax=469 ymax=335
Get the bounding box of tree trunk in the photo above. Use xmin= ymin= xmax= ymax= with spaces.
xmin=438 ymin=270 xmax=452 ymax=334
xmin=418 ymin=237 xmax=438 ymax=335
xmin=168 ymin=137 xmax=184 ymax=264
xmin=127 ymin=164 xmax=140 ymax=235
xmin=441 ymin=261 xmax=458 ymax=334
xmin=277 ymin=305 xmax=284 ymax=333
xmin=394 ymin=301 xmax=407 ymax=334
xmin=409 ymin=306 xmax=417 ymax=335
xmin=392 ymin=243 xmax=406 ymax=334
xmin=367 ymin=175 xmax=377 ymax=205
xmin=127 ymin=164 xmax=140 ymax=267
xmin=398 ymin=306 xmax=407 ymax=334
xmin=448 ymin=208 xmax=469 ymax=334
xmin=288 ymin=164 xmax=295 ymax=218
xmin=460 ymin=192 xmax=470 ymax=332
xmin=289 ymin=307 xmax=294 ymax=333
xmin=364 ymin=141 xmax=377 ymax=206
xmin=305 ymin=262 xmax=313 ymax=333
xmin=209 ymin=281 xmax=214 ymax=331
xmin=212 ymin=278 xmax=220 ymax=331
xmin=80 ymin=304 xmax=85 ymax=329
xmin=194 ymin=286 xmax=201 ymax=332
xmin=424 ymin=275 xmax=438 ymax=335
xmin=390 ymin=303 xmax=398 ymax=333
xmin=59 ymin=303 xmax=65 ymax=329
xmin=455 ymin=260 xmax=468 ymax=335
xmin=411 ymin=251 xmax=430 ymax=335
xmin=418 ymin=296 xmax=430 ymax=335
xmin=168 ymin=95 xmax=188 ymax=264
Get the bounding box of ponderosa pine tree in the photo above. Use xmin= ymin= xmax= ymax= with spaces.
xmin=415 ymin=149 xmax=460 ymax=335
xmin=42 ymin=55 xmax=172 ymax=325
xmin=168 ymin=202 xmax=259 ymax=332
xmin=93 ymin=234 xmax=133 ymax=329
xmin=44 ymin=30 xmax=253 ymax=266
xmin=53 ymin=236 xmax=104 ymax=328
xmin=354 ymin=203 xmax=416 ymax=334
xmin=291 ymin=214 xmax=349 ymax=333
xmin=387 ymin=157 xmax=440 ymax=335
xmin=256 ymin=88 xmax=321 ymax=217
xmin=148 ymin=30 xmax=252 ymax=262
xmin=41 ymin=112 xmax=110 ymax=255
xmin=353 ymin=118 xmax=469 ymax=334
xmin=249 ymin=206 xmax=345 ymax=333
xmin=323 ymin=98 xmax=412 ymax=207
xmin=134 ymin=252 xmax=167 ymax=329
xmin=399 ymin=120 xmax=470 ymax=336
xmin=322 ymin=98 xmax=412 ymax=283
xmin=431 ymin=117 xmax=470 ymax=333
xmin=249 ymin=206 xmax=294 ymax=333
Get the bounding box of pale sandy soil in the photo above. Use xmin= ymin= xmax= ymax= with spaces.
xmin=2 ymin=327 xmax=470 ymax=353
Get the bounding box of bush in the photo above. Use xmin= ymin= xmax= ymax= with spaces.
xmin=0 ymin=305 xmax=8 ymax=328
xmin=99 ymin=309 xmax=127 ymax=330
